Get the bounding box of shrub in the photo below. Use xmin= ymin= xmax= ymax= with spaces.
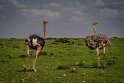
xmin=57 ymin=65 xmax=71 ymax=70
xmin=54 ymin=38 xmax=70 ymax=43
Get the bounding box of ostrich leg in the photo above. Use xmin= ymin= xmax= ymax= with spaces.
xmin=96 ymin=48 xmax=101 ymax=68
xmin=103 ymin=47 xmax=106 ymax=68
xmin=32 ymin=45 xmax=42 ymax=72
xmin=23 ymin=46 xmax=31 ymax=70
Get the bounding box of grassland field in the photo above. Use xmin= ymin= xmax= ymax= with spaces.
xmin=0 ymin=38 xmax=124 ymax=83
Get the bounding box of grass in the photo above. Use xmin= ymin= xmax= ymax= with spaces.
xmin=0 ymin=38 xmax=124 ymax=83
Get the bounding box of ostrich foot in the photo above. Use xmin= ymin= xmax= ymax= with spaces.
xmin=97 ymin=65 xmax=101 ymax=68
xmin=97 ymin=66 xmax=101 ymax=68
xmin=102 ymin=66 xmax=106 ymax=69
xmin=23 ymin=68 xmax=27 ymax=71
xmin=32 ymin=68 xmax=37 ymax=72
xmin=23 ymin=64 xmax=27 ymax=69
xmin=23 ymin=65 xmax=30 ymax=68
xmin=22 ymin=65 xmax=28 ymax=71
xmin=23 ymin=65 xmax=31 ymax=71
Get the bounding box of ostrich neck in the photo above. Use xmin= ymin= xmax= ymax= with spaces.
xmin=92 ymin=25 xmax=96 ymax=35
xmin=43 ymin=22 xmax=47 ymax=39
xmin=44 ymin=24 xmax=46 ymax=39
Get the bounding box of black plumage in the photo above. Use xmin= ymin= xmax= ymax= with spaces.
xmin=25 ymin=34 xmax=45 ymax=50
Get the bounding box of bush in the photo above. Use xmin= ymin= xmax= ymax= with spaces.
xmin=57 ymin=65 xmax=71 ymax=70
xmin=54 ymin=38 xmax=70 ymax=43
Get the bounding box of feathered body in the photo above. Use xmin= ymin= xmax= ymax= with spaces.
xmin=85 ymin=34 xmax=111 ymax=50
xmin=25 ymin=34 xmax=45 ymax=50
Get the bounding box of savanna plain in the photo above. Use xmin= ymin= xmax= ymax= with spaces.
xmin=0 ymin=38 xmax=124 ymax=83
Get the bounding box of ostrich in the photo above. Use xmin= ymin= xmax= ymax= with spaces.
xmin=85 ymin=21 xmax=111 ymax=68
xmin=24 ymin=19 xmax=48 ymax=72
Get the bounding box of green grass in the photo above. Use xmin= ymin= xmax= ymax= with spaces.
xmin=0 ymin=38 xmax=124 ymax=83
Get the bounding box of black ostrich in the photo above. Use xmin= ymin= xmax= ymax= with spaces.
xmin=85 ymin=21 xmax=111 ymax=68
xmin=24 ymin=20 xmax=48 ymax=72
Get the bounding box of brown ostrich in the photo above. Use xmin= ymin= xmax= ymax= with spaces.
xmin=23 ymin=19 xmax=48 ymax=72
xmin=85 ymin=21 xmax=111 ymax=68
